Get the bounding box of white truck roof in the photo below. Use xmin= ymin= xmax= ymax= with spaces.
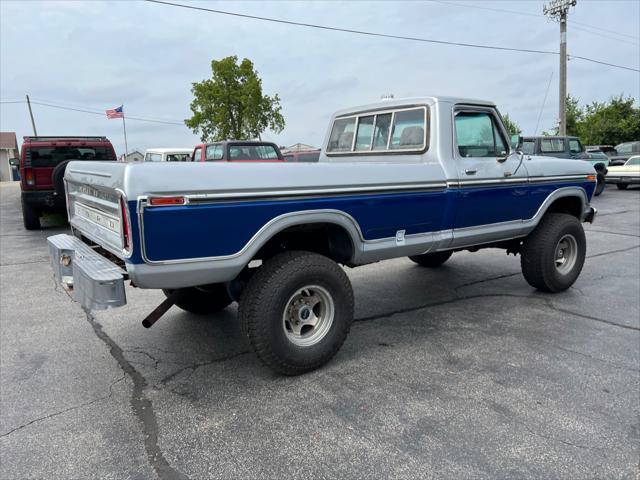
xmin=144 ymin=148 xmax=193 ymax=154
xmin=331 ymin=96 xmax=495 ymax=118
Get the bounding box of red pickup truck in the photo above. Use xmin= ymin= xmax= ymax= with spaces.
xmin=191 ymin=141 xmax=284 ymax=162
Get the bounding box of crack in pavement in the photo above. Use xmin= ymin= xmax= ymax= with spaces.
xmin=355 ymin=292 xmax=640 ymax=333
xmin=84 ymin=311 xmax=189 ymax=480
xmin=159 ymin=351 xmax=251 ymax=386
xmin=1 ymin=258 xmax=49 ymax=266
xmin=0 ymin=376 xmax=126 ymax=439
xmin=586 ymin=228 xmax=640 ymax=238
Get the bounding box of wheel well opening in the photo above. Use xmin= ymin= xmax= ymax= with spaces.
xmin=255 ymin=223 xmax=355 ymax=264
xmin=546 ymin=196 xmax=582 ymax=219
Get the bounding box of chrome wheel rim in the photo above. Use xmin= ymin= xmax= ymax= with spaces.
xmin=282 ymin=285 xmax=335 ymax=347
xmin=554 ymin=234 xmax=578 ymax=275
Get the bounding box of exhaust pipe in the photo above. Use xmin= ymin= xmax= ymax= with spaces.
xmin=142 ymin=290 xmax=184 ymax=328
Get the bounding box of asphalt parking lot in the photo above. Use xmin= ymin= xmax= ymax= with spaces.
xmin=1 ymin=181 xmax=638 ymax=480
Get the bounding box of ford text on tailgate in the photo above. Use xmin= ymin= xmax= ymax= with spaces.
xmin=48 ymin=96 xmax=597 ymax=376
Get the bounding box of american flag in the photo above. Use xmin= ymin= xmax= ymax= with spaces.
xmin=106 ymin=105 xmax=124 ymax=119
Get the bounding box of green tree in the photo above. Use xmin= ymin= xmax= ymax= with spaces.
xmin=502 ymin=114 xmax=522 ymax=136
xmin=547 ymin=94 xmax=639 ymax=145
xmin=185 ymin=56 xmax=285 ymax=141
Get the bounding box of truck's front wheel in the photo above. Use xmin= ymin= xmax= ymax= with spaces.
xmin=238 ymin=251 xmax=354 ymax=375
xmin=163 ymin=284 xmax=232 ymax=314
xmin=520 ymin=213 xmax=586 ymax=292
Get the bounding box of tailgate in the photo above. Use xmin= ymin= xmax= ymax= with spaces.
xmin=64 ymin=161 xmax=130 ymax=258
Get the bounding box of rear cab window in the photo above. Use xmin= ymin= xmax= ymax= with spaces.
xmin=228 ymin=144 xmax=279 ymax=160
xmin=541 ymin=139 xmax=566 ymax=153
xmin=144 ymin=153 xmax=162 ymax=162
xmin=28 ymin=146 xmax=115 ymax=167
xmin=326 ymin=106 xmax=427 ymax=155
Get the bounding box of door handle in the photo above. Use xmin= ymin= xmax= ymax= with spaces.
xmin=504 ymin=171 xmax=513 ymax=177
xmin=465 ymin=169 xmax=477 ymax=175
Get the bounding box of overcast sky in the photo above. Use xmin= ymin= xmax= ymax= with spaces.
xmin=1 ymin=0 xmax=638 ymax=155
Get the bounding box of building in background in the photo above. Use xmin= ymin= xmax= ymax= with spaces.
xmin=280 ymin=143 xmax=317 ymax=154
xmin=119 ymin=150 xmax=144 ymax=162
xmin=0 ymin=132 xmax=20 ymax=181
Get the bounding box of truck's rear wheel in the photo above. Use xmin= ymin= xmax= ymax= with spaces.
xmin=238 ymin=251 xmax=354 ymax=375
xmin=163 ymin=284 xmax=232 ymax=314
xmin=521 ymin=213 xmax=586 ymax=293
xmin=21 ymin=197 xmax=40 ymax=230
xmin=409 ymin=250 xmax=452 ymax=267
xmin=594 ymin=172 xmax=606 ymax=196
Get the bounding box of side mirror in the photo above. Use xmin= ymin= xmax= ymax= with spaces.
xmin=9 ymin=158 xmax=19 ymax=167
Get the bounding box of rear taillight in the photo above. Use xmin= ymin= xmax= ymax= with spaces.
xmin=119 ymin=195 xmax=132 ymax=255
xmin=24 ymin=168 xmax=35 ymax=186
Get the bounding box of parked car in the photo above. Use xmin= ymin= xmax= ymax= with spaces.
xmin=610 ymin=141 xmax=640 ymax=166
xmin=520 ymin=136 xmax=607 ymax=196
xmin=19 ymin=136 xmax=117 ymax=230
xmin=586 ymin=145 xmax=617 ymax=158
xmin=282 ymin=150 xmax=321 ymax=162
xmin=191 ymin=141 xmax=284 ymax=162
xmin=144 ymin=148 xmax=193 ymax=162
xmin=49 ymin=96 xmax=598 ymax=375
xmin=605 ymin=155 xmax=640 ymax=190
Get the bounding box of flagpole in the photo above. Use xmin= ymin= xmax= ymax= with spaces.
xmin=121 ymin=105 xmax=129 ymax=160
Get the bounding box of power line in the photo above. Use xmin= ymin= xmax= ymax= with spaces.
xmin=1 ymin=99 xmax=185 ymax=125
xmin=535 ymin=71 xmax=554 ymax=136
xmin=144 ymin=0 xmax=639 ymax=73
xmin=431 ymin=0 xmax=639 ymax=43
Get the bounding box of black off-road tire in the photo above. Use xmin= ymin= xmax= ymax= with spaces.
xmin=21 ymin=197 xmax=40 ymax=230
xmin=594 ymin=172 xmax=606 ymax=196
xmin=616 ymin=183 xmax=628 ymax=190
xmin=163 ymin=284 xmax=232 ymax=314
xmin=521 ymin=213 xmax=586 ymax=293
xmin=238 ymin=251 xmax=354 ymax=376
xmin=409 ymin=250 xmax=453 ymax=267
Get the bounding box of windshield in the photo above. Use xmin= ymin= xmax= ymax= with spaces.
xmin=626 ymin=156 xmax=640 ymax=166
xmin=29 ymin=146 xmax=114 ymax=167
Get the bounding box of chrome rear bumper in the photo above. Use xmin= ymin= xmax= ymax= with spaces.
xmin=48 ymin=234 xmax=127 ymax=311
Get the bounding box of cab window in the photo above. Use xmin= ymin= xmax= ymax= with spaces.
xmin=455 ymin=111 xmax=507 ymax=158
xmin=205 ymin=145 xmax=224 ymax=161
xmin=522 ymin=140 xmax=535 ymax=155
xmin=327 ymin=117 xmax=356 ymax=152
xmin=193 ymin=147 xmax=202 ymax=161
xmin=569 ymin=139 xmax=582 ymax=154
xmin=541 ymin=139 xmax=565 ymax=153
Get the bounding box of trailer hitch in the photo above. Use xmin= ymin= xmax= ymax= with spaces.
xmin=141 ymin=290 xmax=184 ymax=328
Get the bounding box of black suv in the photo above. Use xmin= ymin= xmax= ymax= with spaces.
xmin=18 ymin=136 xmax=117 ymax=229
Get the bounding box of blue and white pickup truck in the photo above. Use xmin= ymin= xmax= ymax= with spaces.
xmin=48 ymin=96 xmax=597 ymax=375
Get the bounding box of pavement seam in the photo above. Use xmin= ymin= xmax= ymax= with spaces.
xmin=83 ymin=310 xmax=189 ymax=480
xmin=355 ymin=292 xmax=640 ymax=333
xmin=0 ymin=376 xmax=125 ymax=439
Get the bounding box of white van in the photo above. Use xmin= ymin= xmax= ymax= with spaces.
xmin=144 ymin=148 xmax=193 ymax=162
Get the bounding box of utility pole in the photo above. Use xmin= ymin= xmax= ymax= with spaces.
xmin=25 ymin=94 xmax=38 ymax=136
xmin=543 ymin=0 xmax=576 ymax=136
